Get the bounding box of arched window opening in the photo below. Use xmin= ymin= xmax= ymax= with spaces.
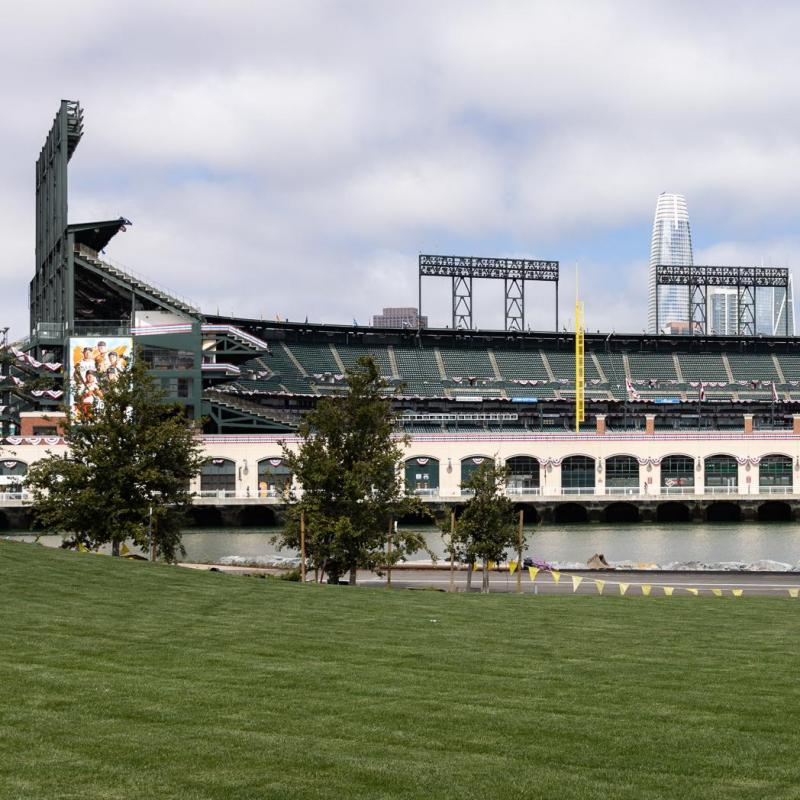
xmin=705 ymin=455 xmax=738 ymax=493
xmin=605 ymin=456 xmax=639 ymax=495
xmin=404 ymin=457 xmax=439 ymax=495
xmin=759 ymin=455 xmax=792 ymax=493
xmin=661 ymin=455 xmax=694 ymax=494
xmin=258 ymin=458 xmax=292 ymax=497
xmin=201 ymin=458 xmax=236 ymax=495
xmin=561 ymin=456 xmax=595 ymax=494
xmin=506 ymin=456 xmax=540 ymax=494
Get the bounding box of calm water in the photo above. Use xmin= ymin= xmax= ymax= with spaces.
xmin=7 ymin=522 xmax=800 ymax=569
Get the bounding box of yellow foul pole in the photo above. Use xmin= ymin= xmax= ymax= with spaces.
xmin=575 ymin=270 xmax=585 ymax=433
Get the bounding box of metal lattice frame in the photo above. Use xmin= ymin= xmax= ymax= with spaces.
xmin=504 ymin=277 xmax=525 ymax=332
xmin=452 ymin=276 xmax=473 ymax=330
xmin=738 ymin=285 xmax=756 ymax=336
xmin=656 ymin=265 xmax=790 ymax=336
xmin=690 ymin=284 xmax=707 ymax=335
xmin=419 ymin=255 xmax=559 ymax=331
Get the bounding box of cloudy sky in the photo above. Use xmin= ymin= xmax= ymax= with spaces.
xmin=4 ymin=0 xmax=800 ymax=339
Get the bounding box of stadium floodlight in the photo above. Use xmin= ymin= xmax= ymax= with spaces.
xmin=655 ymin=265 xmax=791 ymax=336
xmin=418 ymin=254 xmax=560 ymax=332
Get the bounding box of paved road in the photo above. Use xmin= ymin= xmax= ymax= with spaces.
xmin=358 ymin=568 xmax=800 ymax=597
xmin=183 ymin=563 xmax=800 ymax=597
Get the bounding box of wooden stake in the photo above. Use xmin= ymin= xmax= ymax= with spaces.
xmin=386 ymin=518 xmax=393 ymax=589
xmin=300 ymin=510 xmax=306 ymax=584
xmin=516 ymin=509 xmax=523 ymax=594
xmin=449 ymin=510 xmax=456 ymax=592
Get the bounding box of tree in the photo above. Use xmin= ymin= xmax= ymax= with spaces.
xmin=25 ymin=350 xmax=204 ymax=560
xmin=278 ymin=356 xmax=425 ymax=584
xmin=454 ymin=460 xmax=520 ymax=593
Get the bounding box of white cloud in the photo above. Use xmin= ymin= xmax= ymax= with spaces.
xmin=3 ymin=0 xmax=800 ymax=339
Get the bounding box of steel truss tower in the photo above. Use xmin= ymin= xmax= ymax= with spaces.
xmin=418 ymin=254 xmax=559 ymax=331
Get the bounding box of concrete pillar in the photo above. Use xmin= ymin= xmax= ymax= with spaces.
xmin=695 ymin=456 xmax=704 ymax=495
xmin=743 ymin=414 xmax=753 ymax=435
xmin=596 ymin=414 xmax=606 ymax=435
xmin=793 ymin=414 xmax=800 ymax=435
xmin=739 ymin=462 xmax=750 ymax=495
xmin=645 ymin=414 xmax=656 ymax=435
xmin=550 ymin=464 xmax=562 ymax=496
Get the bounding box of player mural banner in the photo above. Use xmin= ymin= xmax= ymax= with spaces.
xmin=69 ymin=337 xmax=132 ymax=419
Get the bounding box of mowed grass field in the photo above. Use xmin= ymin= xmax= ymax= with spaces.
xmin=2 ymin=541 xmax=800 ymax=800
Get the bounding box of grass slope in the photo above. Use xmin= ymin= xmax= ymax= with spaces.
xmin=1 ymin=540 xmax=800 ymax=800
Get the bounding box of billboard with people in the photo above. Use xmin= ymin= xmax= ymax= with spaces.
xmin=69 ymin=337 xmax=132 ymax=419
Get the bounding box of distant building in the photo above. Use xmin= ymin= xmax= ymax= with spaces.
xmin=372 ymin=307 xmax=427 ymax=328
xmin=756 ymin=277 xmax=795 ymax=336
xmin=648 ymin=193 xmax=693 ymax=334
xmin=709 ymin=288 xmax=738 ymax=336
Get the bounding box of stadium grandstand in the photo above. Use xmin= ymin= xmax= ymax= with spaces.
xmin=3 ymin=99 xmax=800 ymax=440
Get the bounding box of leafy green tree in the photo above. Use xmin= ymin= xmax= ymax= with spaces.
xmin=455 ymin=460 xmax=520 ymax=593
xmin=279 ymin=356 xmax=425 ymax=584
xmin=25 ymin=350 xmax=204 ymax=560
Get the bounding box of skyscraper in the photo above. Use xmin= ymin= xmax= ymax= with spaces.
xmin=756 ymin=277 xmax=795 ymax=336
xmin=647 ymin=193 xmax=693 ymax=334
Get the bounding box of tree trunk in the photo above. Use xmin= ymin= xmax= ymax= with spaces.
xmin=466 ymin=562 xmax=473 ymax=592
xmin=349 ymin=565 xmax=357 ymax=586
xmin=111 ymin=540 xmax=120 ymax=557
xmin=481 ymin=559 xmax=490 ymax=593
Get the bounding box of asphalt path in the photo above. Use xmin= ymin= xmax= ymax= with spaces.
xmin=358 ymin=568 xmax=800 ymax=597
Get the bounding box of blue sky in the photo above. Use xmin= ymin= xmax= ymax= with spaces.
xmin=4 ymin=0 xmax=800 ymax=338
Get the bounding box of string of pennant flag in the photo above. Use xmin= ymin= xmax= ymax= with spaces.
xmin=497 ymin=561 xmax=800 ymax=598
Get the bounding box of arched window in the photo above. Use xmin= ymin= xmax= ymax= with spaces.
xmin=461 ymin=456 xmax=490 ymax=490
xmin=759 ymin=455 xmax=792 ymax=491
xmin=258 ymin=458 xmax=292 ymax=497
xmin=561 ymin=456 xmax=595 ymax=494
xmin=0 ymin=460 xmax=27 ymax=491
xmin=661 ymin=455 xmax=694 ymax=493
xmin=506 ymin=456 xmax=540 ymax=493
xmin=201 ymin=458 xmax=236 ymax=494
xmin=605 ymin=455 xmax=639 ymax=494
xmin=705 ymin=455 xmax=738 ymax=492
xmin=404 ymin=457 xmax=439 ymax=495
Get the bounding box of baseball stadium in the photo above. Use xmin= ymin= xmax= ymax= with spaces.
xmin=5 ymin=100 xmax=800 ymax=529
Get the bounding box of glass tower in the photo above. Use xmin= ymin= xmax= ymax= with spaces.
xmin=756 ymin=278 xmax=795 ymax=336
xmin=647 ymin=193 xmax=693 ymax=334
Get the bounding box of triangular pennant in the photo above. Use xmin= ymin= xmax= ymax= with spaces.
xmin=508 ymin=560 xmax=517 ymax=575
xmin=528 ymin=566 xmax=539 ymax=582
xmin=571 ymin=575 xmax=583 ymax=592
xmin=663 ymin=586 xmax=674 ymax=597
xmin=789 ymin=588 xmax=799 ymax=598
xmin=550 ymin=570 xmax=561 ymax=584
xmin=686 ymin=588 xmax=699 ymax=596
xmin=732 ymin=589 xmax=743 ymax=597
xmin=641 ymin=584 xmax=652 ymax=596
xmin=712 ymin=588 xmax=723 ymax=597
xmin=618 ymin=582 xmax=629 ymax=596
xmin=595 ymin=580 xmax=605 ymax=595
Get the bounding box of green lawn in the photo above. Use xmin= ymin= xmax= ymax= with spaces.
xmin=2 ymin=541 xmax=800 ymax=800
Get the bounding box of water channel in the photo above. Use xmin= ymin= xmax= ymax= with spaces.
xmin=7 ymin=521 xmax=800 ymax=570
